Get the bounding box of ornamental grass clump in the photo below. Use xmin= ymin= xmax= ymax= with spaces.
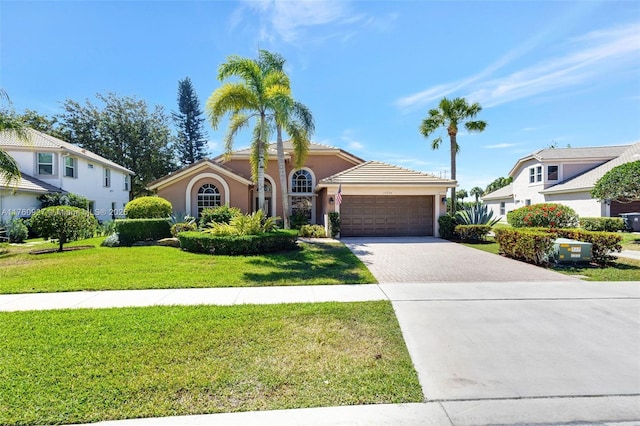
xmin=507 ymin=203 xmax=578 ymax=228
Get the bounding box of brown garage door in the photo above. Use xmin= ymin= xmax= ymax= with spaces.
xmin=340 ymin=195 xmax=434 ymax=237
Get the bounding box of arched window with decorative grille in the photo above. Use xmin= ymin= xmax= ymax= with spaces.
xmin=197 ymin=183 xmax=221 ymax=215
xmin=291 ymin=170 xmax=313 ymax=193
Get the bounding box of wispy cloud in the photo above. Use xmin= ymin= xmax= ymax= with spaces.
xmin=396 ymin=22 xmax=640 ymax=111
xmin=233 ymin=0 xmax=396 ymax=45
xmin=483 ymin=143 xmax=519 ymax=149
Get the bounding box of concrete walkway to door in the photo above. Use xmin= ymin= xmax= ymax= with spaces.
xmin=341 ymin=236 xmax=580 ymax=283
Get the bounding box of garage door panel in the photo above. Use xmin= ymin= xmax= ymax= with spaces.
xmin=341 ymin=195 xmax=434 ymax=237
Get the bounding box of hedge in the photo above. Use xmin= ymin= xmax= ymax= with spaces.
xmin=115 ymin=219 xmax=172 ymax=246
xmin=507 ymin=203 xmax=578 ymax=228
xmin=494 ymin=227 xmax=622 ymax=265
xmin=579 ymin=217 xmax=625 ymax=232
xmin=124 ymin=196 xmax=172 ymax=219
xmin=454 ymin=224 xmax=491 ymax=241
xmin=178 ymin=230 xmax=299 ymax=255
xmin=494 ymin=228 xmax=555 ymax=265
xmin=438 ymin=214 xmax=457 ymax=239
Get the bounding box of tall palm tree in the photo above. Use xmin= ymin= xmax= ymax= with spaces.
xmin=0 ymin=89 xmax=29 ymax=186
xmin=470 ymin=186 xmax=484 ymax=204
xmin=207 ymin=53 xmax=290 ymax=214
xmin=419 ymin=97 xmax=487 ymax=213
xmin=259 ymin=51 xmax=315 ymax=229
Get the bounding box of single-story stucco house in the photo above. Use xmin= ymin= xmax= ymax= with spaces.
xmin=147 ymin=142 xmax=456 ymax=237
xmin=482 ymin=142 xmax=640 ymax=220
xmin=0 ymin=129 xmax=133 ymax=222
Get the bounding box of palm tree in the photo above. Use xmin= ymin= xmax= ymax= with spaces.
xmin=456 ymin=189 xmax=468 ymax=205
xmin=470 ymin=186 xmax=484 ymax=204
xmin=419 ymin=97 xmax=487 ymax=213
xmin=207 ymin=53 xmax=290 ymax=214
xmin=259 ymin=51 xmax=315 ymax=229
xmin=0 ymin=89 xmax=29 ymax=186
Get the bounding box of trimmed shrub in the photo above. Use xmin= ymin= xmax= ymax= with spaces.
xmin=495 ymin=227 xmax=622 ymax=266
xmin=198 ymin=205 xmax=241 ymax=227
xmin=454 ymin=224 xmax=491 ymax=241
xmin=438 ymin=214 xmax=457 ymax=239
xmin=494 ymin=228 xmax=555 ymax=265
xmin=115 ymin=218 xmax=171 ymax=246
xmin=30 ymin=206 xmax=98 ymax=252
xmin=178 ymin=230 xmax=299 ymax=255
xmin=300 ymin=224 xmax=327 ymax=238
xmin=328 ymin=212 xmax=340 ymax=238
xmin=6 ymin=217 xmax=29 ymax=243
xmin=290 ymin=211 xmax=309 ymax=230
xmin=580 ymin=217 xmax=625 ymax=232
xmin=124 ymin=196 xmax=172 ymax=219
xmin=171 ymin=222 xmax=197 ymax=237
xmin=507 ymin=203 xmax=578 ymax=228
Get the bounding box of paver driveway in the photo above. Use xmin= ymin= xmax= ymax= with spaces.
xmin=341 ymin=236 xmax=580 ymax=283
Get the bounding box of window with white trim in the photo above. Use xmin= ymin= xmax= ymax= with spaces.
xmin=197 ymin=183 xmax=221 ymax=215
xmin=529 ymin=166 xmax=542 ymax=183
xmin=500 ymin=202 xmax=505 ymax=215
xmin=37 ymin=152 xmax=54 ymax=175
xmin=104 ymin=168 xmax=111 ymax=187
xmin=547 ymin=165 xmax=559 ymax=181
xmin=291 ymin=170 xmax=313 ymax=193
xmin=123 ymin=175 xmax=130 ymax=191
xmin=64 ymin=157 xmax=76 ymax=178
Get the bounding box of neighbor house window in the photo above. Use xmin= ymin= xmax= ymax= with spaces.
xmin=529 ymin=166 xmax=542 ymax=183
xmin=500 ymin=202 xmax=506 ymax=215
xmin=64 ymin=157 xmax=76 ymax=178
xmin=525 ymin=199 xmax=531 ymax=206
xmin=197 ymin=183 xmax=221 ymax=215
xmin=37 ymin=153 xmax=54 ymax=175
xmin=291 ymin=170 xmax=313 ymax=193
xmin=547 ymin=165 xmax=559 ymax=181
xmin=123 ymin=175 xmax=130 ymax=191
xmin=104 ymin=168 xmax=111 ymax=187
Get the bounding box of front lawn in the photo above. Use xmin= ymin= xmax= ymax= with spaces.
xmin=0 ymin=237 xmax=376 ymax=294
xmin=462 ymin=237 xmax=640 ymax=281
xmin=0 ymin=302 xmax=422 ymax=425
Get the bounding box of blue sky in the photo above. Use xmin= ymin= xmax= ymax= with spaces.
xmin=1 ymin=0 xmax=639 ymax=194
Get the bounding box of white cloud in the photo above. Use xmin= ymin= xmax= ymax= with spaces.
xmin=396 ymin=22 xmax=640 ymax=111
xmin=483 ymin=143 xmax=519 ymax=149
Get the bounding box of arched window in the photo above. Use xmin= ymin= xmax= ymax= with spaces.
xmin=197 ymin=183 xmax=221 ymax=215
xmin=291 ymin=170 xmax=313 ymax=193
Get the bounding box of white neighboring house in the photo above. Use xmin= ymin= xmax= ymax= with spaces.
xmin=0 ymin=128 xmax=133 ymax=222
xmin=482 ymin=142 xmax=640 ymax=220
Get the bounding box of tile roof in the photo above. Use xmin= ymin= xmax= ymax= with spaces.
xmin=0 ymin=129 xmax=134 ymax=174
xmin=541 ymin=142 xmax=640 ymax=194
xmin=0 ymin=172 xmax=66 ymax=194
xmin=219 ymin=141 xmax=365 ymax=164
xmin=319 ymin=161 xmax=456 ymax=186
xmin=481 ymin=183 xmax=514 ymax=200
xmin=146 ymin=158 xmax=253 ymax=190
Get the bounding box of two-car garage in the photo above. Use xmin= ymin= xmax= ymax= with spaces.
xmin=340 ymin=195 xmax=434 ymax=237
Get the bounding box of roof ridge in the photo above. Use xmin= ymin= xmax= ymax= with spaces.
xmin=367 ymin=160 xmax=439 ymax=177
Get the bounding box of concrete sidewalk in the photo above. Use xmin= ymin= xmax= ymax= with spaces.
xmin=3 ymin=282 xmax=640 ymax=425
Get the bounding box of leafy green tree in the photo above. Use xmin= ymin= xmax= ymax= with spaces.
xmin=592 ymin=160 xmax=640 ymax=203
xmin=259 ymin=50 xmax=315 ymax=229
xmin=456 ymin=189 xmax=468 ymax=203
xmin=420 ymin=97 xmax=487 ymax=212
xmin=15 ymin=109 xmax=67 ymax=140
xmin=470 ymin=186 xmax=484 ymax=204
xmin=485 ymin=176 xmax=513 ymax=194
xmin=173 ymin=77 xmax=208 ymax=166
xmin=58 ymin=93 xmax=177 ymax=197
xmin=207 ymin=52 xmax=290 ymax=214
xmin=0 ymin=89 xmax=30 ymax=186
xmin=30 ymin=206 xmax=98 ymax=252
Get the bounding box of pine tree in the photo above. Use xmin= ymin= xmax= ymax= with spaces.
xmin=173 ymin=77 xmax=207 ymax=165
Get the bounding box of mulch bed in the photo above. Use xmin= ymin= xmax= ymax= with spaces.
xmin=29 ymin=246 xmax=96 ymax=255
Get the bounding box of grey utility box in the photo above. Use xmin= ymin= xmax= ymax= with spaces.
xmin=620 ymin=213 xmax=640 ymax=232
xmin=553 ymin=238 xmax=592 ymax=263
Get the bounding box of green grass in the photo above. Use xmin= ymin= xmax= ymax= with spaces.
xmin=621 ymin=232 xmax=640 ymax=251
xmin=0 ymin=237 xmax=376 ymax=294
xmin=0 ymin=302 xmax=422 ymax=425
xmin=462 ymin=237 xmax=640 ymax=281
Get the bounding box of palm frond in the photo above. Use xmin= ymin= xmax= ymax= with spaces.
xmin=223 ymin=113 xmax=252 ymax=158
xmin=206 ymin=83 xmax=258 ymax=129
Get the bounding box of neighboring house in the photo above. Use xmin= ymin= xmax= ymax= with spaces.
xmin=483 ymin=142 xmax=640 ymax=220
xmin=148 ymin=142 xmax=456 ymax=237
xmin=0 ymin=129 xmax=134 ymax=222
